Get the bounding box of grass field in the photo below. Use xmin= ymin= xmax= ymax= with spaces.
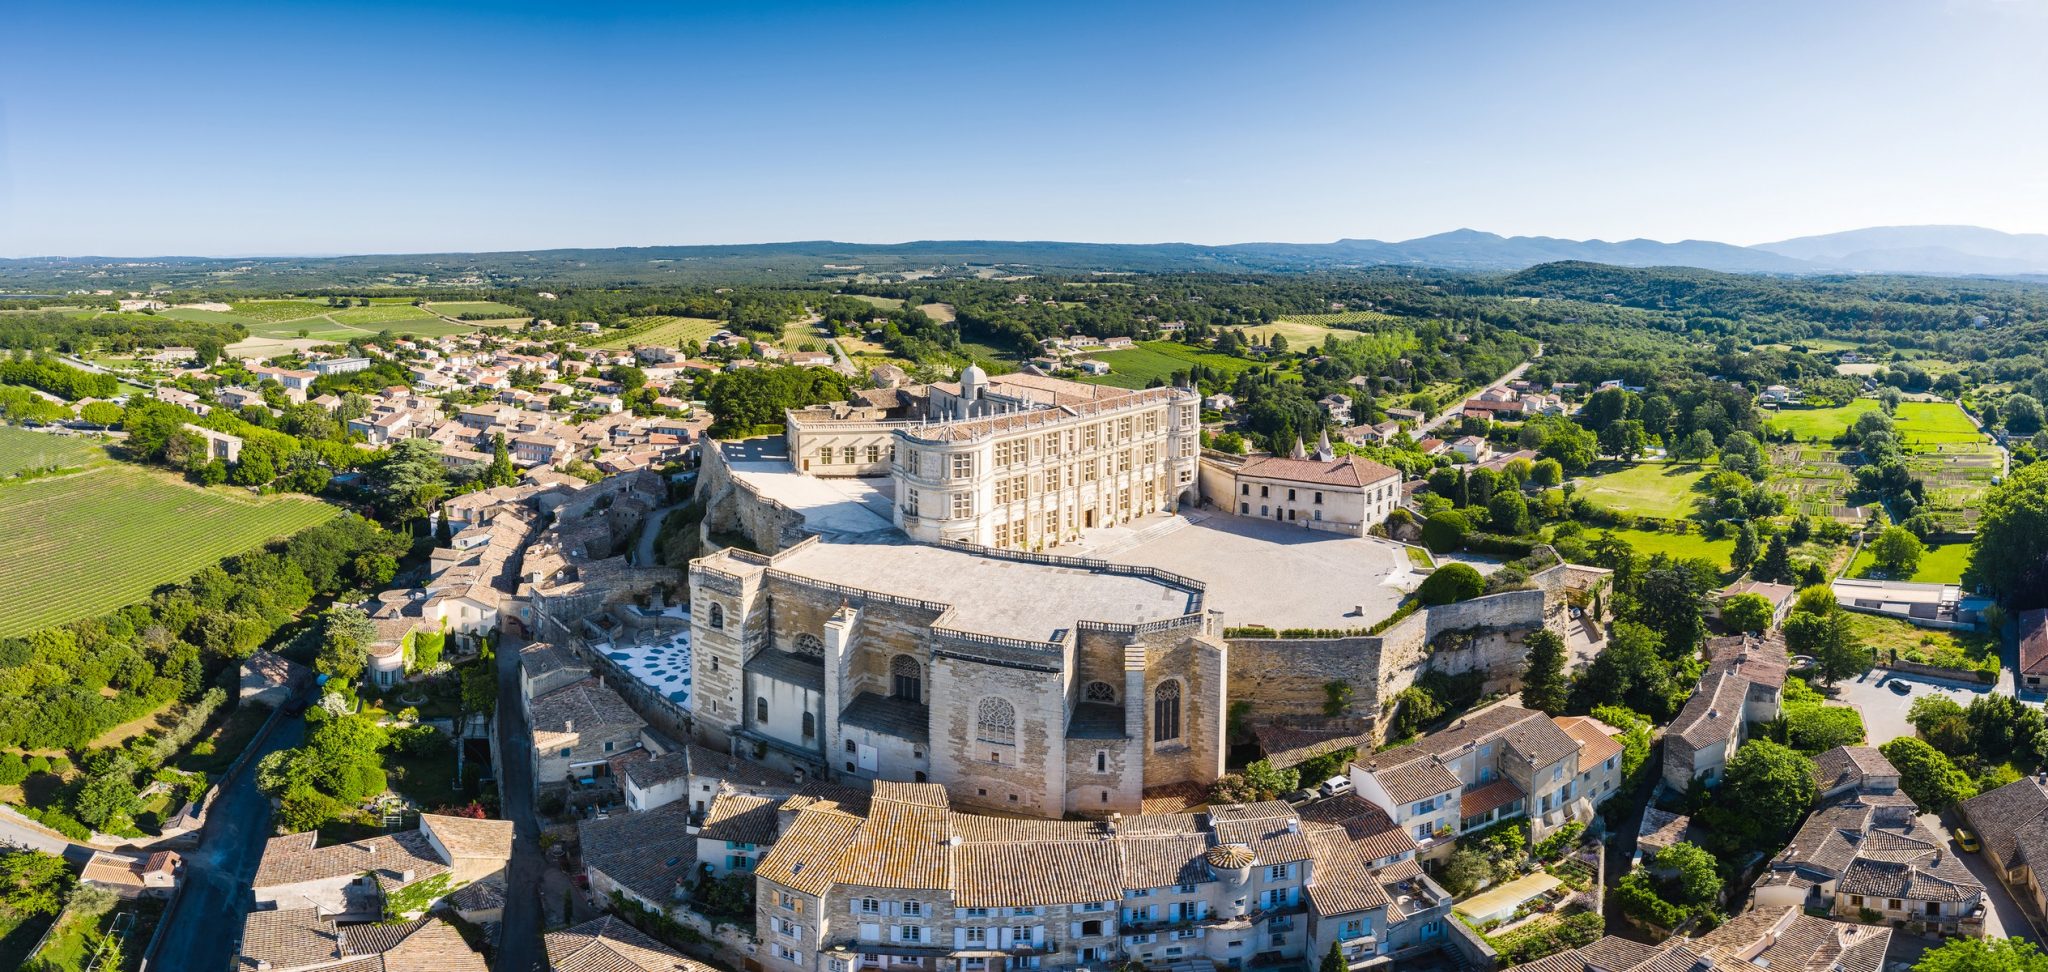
xmin=1587 ymin=526 xmax=1735 ymax=565
xmin=917 ymin=302 xmax=956 ymax=323
xmin=1238 ymin=320 xmax=1346 ymax=345
xmin=1575 ymin=461 xmax=1711 ymax=519
xmin=0 ymin=462 xmax=337 ymax=636
xmin=1848 ymin=538 xmax=1973 ymax=584
xmin=0 ymin=429 xmax=107 ymax=476
xmin=589 ymin=315 xmax=724 ymax=350
xmin=1765 ymin=400 xmax=1879 ymax=441
xmin=1080 ymin=340 xmax=1267 ymax=389
xmin=1846 ymin=611 xmax=1997 ymax=675
xmin=1893 ymin=401 xmax=1983 ymax=445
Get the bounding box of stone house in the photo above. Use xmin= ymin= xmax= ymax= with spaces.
xmin=1661 ymin=633 xmax=1789 ymax=791
xmin=1752 ymin=784 xmax=1985 ymax=936
xmin=235 ymin=909 xmax=487 ymax=972
xmin=745 ymin=782 xmax=1470 ymax=972
xmin=249 ymin=814 xmax=509 ymax=921
xmin=547 ymin=916 xmax=717 ymax=972
xmin=1346 ymin=703 xmax=1609 ymax=860
xmin=1959 ymin=773 xmax=2048 ymax=930
xmin=530 ymin=677 xmax=651 ymax=789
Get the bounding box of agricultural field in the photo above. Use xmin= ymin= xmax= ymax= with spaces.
xmin=227 ymin=299 xmax=333 ymax=323
xmin=589 ymin=316 xmax=724 ymax=350
xmin=1238 ymin=320 xmax=1344 ymax=346
xmin=916 ymin=302 xmax=957 ymax=323
xmin=848 ymin=295 xmax=905 ymax=311
xmin=425 ymin=299 xmax=527 ymax=319
xmin=1271 ymin=310 xmax=1405 ymax=328
xmin=1848 ymin=538 xmax=1973 ymax=585
xmin=0 ymin=462 xmax=337 ymax=636
xmin=0 ymin=428 xmax=107 ymax=477
xmin=1764 ymin=400 xmax=1879 ymax=442
xmin=1574 ymin=461 xmax=1710 ymax=520
xmin=1080 ymin=341 xmax=1267 ymax=390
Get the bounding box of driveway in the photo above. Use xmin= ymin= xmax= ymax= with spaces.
xmin=147 ymin=704 xmax=305 ymax=970
xmin=1916 ymin=811 xmax=2038 ymax=943
xmin=493 ymin=635 xmax=546 ymax=972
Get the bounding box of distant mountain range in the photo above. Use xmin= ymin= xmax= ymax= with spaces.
xmin=1752 ymin=225 xmax=2048 ymax=275
xmin=8 ymin=225 xmax=2048 ymax=289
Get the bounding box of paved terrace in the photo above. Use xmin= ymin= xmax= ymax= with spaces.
xmin=767 ymin=539 xmax=1201 ymax=643
xmin=1082 ymin=512 xmax=1419 ymax=631
xmin=722 ymin=439 xmax=897 ymax=537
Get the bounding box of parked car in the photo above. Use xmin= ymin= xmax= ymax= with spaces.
xmin=1888 ymin=680 xmax=1912 ymax=695
xmin=1319 ymin=776 xmax=1353 ymax=798
xmin=1954 ymin=826 xmax=1981 ymax=853
xmin=1283 ymin=788 xmax=1316 ymax=805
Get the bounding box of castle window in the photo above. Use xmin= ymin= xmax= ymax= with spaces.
xmin=1097 ymin=751 xmax=1108 ymax=773
xmin=891 ymin=655 xmax=923 ymax=704
xmin=757 ymin=697 xmax=769 ymax=722
xmin=867 ymin=444 xmax=882 ymax=464
xmin=1085 ymin=681 xmax=1117 ymax=704
xmin=794 ymin=633 xmax=824 ymax=657
xmin=905 ymin=489 xmax=920 ymax=517
xmin=977 ymin=698 xmax=1016 ymax=746
xmin=951 ymin=493 xmax=973 ymax=519
xmin=709 ymin=603 xmax=724 ymax=629
xmin=951 ymin=454 xmax=974 ymax=479
xmin=802 ymin=712 xmax=816 ymax=738
xmin=1154 ymin=681 xmax=1182 ymax=744
xmin=843 ymin=446 xmax=857 ymax=464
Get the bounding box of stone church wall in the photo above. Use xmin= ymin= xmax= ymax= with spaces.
xmin=696 ymin=438 xmax=813 ymax=555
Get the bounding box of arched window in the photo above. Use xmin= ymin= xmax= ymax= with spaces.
xmin=1154 ymin=681 xmax=1182 ymax=744
xmin=1084 ymin=681 xmax=1117 ymax=704
xmin=891 ymin=655 xmax=923 ymax=703
xmin=794 ymin=633 xmax=824 ymax=657
xmin=756 ymin=697 xmax=769 ymax=723
xmin=708 ymin=603 xmax=724 ymax=629
xmin=802 ymin=712 xmax=816 ymax=739
xmin=977 ymin=698 xmax=1016 ymax=745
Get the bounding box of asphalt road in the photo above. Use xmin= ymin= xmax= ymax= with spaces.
xmin=493 ymin=636 xmax=546 ymax=972
xmin=1418 ymin=346 xmax=1539 ymax=436
xmin=146 ymin=706 xmax=305 ymax=970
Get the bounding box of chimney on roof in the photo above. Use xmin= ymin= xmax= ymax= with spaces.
xmin=565 ymin=718 xmax=574 ymax=733
xmin=1107 ymin=813 xmax=1122 ymax=835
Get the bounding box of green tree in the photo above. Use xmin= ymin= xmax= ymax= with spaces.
xmin=1913 ymin=937 xmax=2048 ymax=972
xmin=488 ymin=432 xmax=517 ymax=487
xmin=1519 ymin=629 xmax=1569 ymax=715
xmin=1880 ymin=736 xmax=1978 ymax=812
xmin=0 ymin=849 xmax=74 ymax=915
xmin=1908 ymin=695 xmax=1973 ymax=753
xmin=72 ymin=771 xmax=141 ymax=831
xmin=1654 ymin=842 xmax=1722 ymax=907
xmin=1487 ymin=489 xmax=1531 ymax=535
xmin=1731 ymin=522 xmax=1759 ymax=572
xmin=1531 ymin=458 xmax=1563 ymax=488
xmin=1420 ymin=511 xmax=1471 ymax=554
xmin=1870 ymin=525 xmax=1926 ymax=577
xmin=1441 ymin=847 xmax=1495 ymax=897
xmin=1321 ymin=942 xmax=1345 ymax=972
xmin=1755 ymin=533 xmax=1792 ymax=583
xmin=1417 ymin=563 xmax=1485 ymax=605
xmin=1720 ymin=592 xmax=1773 ymax=634
xmin=1572 ymin=622 xmax=1677 ymax=718
xmin=1784 ymin=609 xmax=1867 ymax=687
xmin=367 ymin=438 xmax=448 ymax=527
xmin=1966 ymin=461 xmax=2048 ymax=610
xmin=316 ymin=606 xmax=375 ymax=682
xmin=1598 ymin=419 xmax=1648 ymax=460
xmin=1716 ymin=739 xmax=1816 ymax=843
xmin=79 ymin=401 xmax=123 ymax=427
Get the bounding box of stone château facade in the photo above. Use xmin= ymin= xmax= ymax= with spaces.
xmin=688 ymin=535 xmax=1225 ymax=817
xmin=785 ymin=369 xmax=1201 ymax=549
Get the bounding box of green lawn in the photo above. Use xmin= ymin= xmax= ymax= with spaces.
xmin=1848 ymin=538 xmax=1973 ymax=584
xmin=1574 ymin=461 xmax=1710 ymax=519
xmin=0 ymin=428 xmax=107 ymax=477
xmin=0 ymin=462 xmax=337 ymax=636
xmin=1893 ymin=401 xmax=1984 ymax=446
xmin=1765 ymin=400 xmax=1879 ymax=442
xmin=1080 ymin=341 xmax=1268 ymax=389
xmin=1583 ymin=526 xmax=1735 ymax=565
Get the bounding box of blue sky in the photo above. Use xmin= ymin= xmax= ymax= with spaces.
xmin=4 ymin=0 xmax=2047 ymax=256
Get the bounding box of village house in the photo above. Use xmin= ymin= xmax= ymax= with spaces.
xmin=530 ymin=677 xmax=653 ymax=791
xmin=1346 ymin=703 xmax=1620 ymax=861
xmin=1662 ymin=633 xmax=1790 ymax=790
xmin=546 ymin=915 xmax=717 ymax=972
xmin=236 ymin=909 xmax=488 ymax=972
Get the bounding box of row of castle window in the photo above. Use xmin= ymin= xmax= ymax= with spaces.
xmin=816 ymin=444 xmax=892 ymax=465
